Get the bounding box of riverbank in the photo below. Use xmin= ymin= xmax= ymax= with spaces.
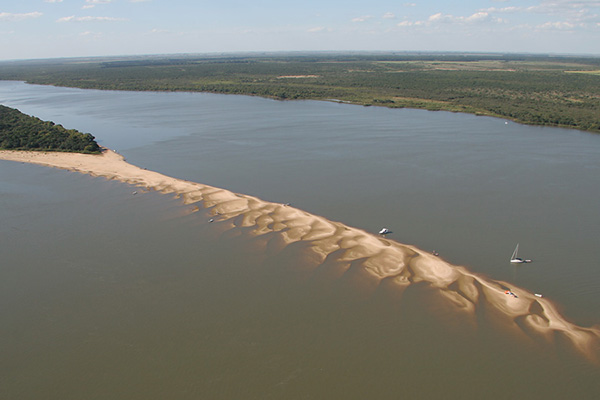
xmin=2 ymin=54 xmax=599 ymax=133
xmin=2 ymin=148 xmax=599 ymax=362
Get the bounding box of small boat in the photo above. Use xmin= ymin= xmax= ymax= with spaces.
xmin=379 ymin=228 xmax=391 ymax=235
xmin=510 ymin=243 xmax=532 ymax=264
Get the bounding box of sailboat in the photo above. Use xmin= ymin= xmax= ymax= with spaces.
xmin=510 ymin=243 xmax=532 ymax=263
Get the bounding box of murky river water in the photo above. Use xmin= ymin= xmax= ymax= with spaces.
xmin=1 ymin=81 xmax=599 ymax=399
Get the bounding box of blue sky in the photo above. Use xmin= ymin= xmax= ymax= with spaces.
xmin=1 ymin=0 xmax=599 ymax=60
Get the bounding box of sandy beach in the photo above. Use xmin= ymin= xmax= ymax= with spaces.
xmin=2 ymin=148 xmax=599 ymax=362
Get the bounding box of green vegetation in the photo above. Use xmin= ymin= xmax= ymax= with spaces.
xmin=0 ymin=105 xmax=101 ymax=153
xmin=0 ymin=53 xmax=599 ymax=133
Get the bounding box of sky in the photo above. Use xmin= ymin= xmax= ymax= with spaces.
xmin=1 ymin=0 xmax=599 ymax=61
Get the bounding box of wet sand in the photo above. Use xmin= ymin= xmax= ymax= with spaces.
xmin=2 ymin=148 xmax=599 ymax=362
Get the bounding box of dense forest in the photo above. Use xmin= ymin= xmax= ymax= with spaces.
xmin=0 ymin=53 xmax=599 ymax=133
xmin=0 ymin=105 xmax=101 ymax=153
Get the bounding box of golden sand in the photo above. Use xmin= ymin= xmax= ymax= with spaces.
xmin=2 ymin=148 xmax=599 ymax=362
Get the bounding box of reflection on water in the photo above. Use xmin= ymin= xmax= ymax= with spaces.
xmin=1 ymin=81 xmax=600 ymax=398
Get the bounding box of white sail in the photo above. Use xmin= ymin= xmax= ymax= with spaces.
xmin=511 ymin=243 xmax=519 ymax=261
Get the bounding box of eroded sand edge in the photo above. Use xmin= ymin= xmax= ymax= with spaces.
xmin=2 ymin=149 xmax=598 ymax=362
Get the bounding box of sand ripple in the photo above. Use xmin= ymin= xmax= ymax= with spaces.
xmin=2 ymin=148 xmax=599 ymax=363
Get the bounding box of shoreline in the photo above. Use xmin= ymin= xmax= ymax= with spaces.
xmin=3 ymin=70 xmax=598 ymax=134
xmin=2 ymin=148 xmax=599 ymax=362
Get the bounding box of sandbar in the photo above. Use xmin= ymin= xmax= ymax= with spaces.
xmin=1 ymin=148 xmax=599 ymax=362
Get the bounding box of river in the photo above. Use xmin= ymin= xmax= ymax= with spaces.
xmin=1 ymin=81 xmax=599 ymax=399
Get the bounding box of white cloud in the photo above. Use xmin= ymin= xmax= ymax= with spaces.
xmin=0 ymin=12 xmax=43 ymax=21
xmin=427 ymin=11 xmax=502 ymax=25
xmin=427 ymin=13 xmax=445 ymax=23
xmin=482 ymin=2 xmax=600 ymax=22
xmin=57 ymin=15 xmax=126 ymax=22
xmin=351 ymin=15 xmax=373 ymax=23
xmin=396 ymin=9 xmax=511 ymax=29
xmin=44 ymin=0 xmax=64 ymax=3
xmin=143 ymin=28 xmax=184 ymax=37
xmin=526 ymin=1 xmax=600 ymax=21
xmin=403 ymin=3 xmax=416 ymax=7
xmin=307 ymin=26 xmax=333 ymax=34
xmin=465 ymin=12 xmax=490 ymax=23
xmin=149 ymin=28 xmax=170 ymax=34
xmin=537 ymin=21 xmax=580 ymax=30
xmin=475 ymin=1 xmax=600 ymax=34
xmin=536 ymin=0 xmax=600 ymax=11
xmin=482 ymin=6 xmax=521 ymax=13
xmin=80 ymin=31 xmax=102 ymax=37
xmin=383 ymin=12 xmax=395 ymax=19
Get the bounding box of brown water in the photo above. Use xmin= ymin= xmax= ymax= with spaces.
xmin=1 ymin=81 xmax=599 ymax=399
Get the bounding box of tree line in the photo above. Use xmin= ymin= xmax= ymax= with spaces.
xmin=0 ymin=53 xmax=598 ymax=133
xmin=0 ymin=105 xmax=101 ymax=153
